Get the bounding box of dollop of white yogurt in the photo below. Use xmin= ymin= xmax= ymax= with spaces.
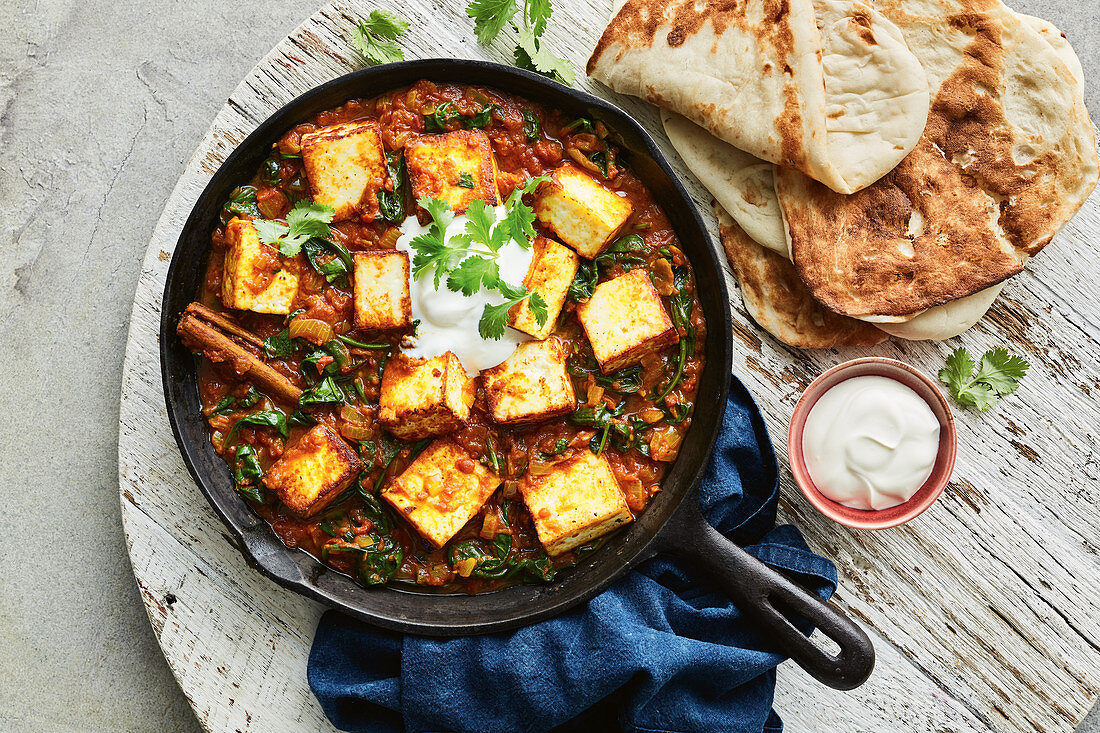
xmin=394 ymin=207 xmax=533 ymax=376
xmin=801 ymin=375 xmax=940 ymax=511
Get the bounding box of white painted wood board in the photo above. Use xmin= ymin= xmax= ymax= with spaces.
xmin=117 ymin=2 xmax=1100 ymax=730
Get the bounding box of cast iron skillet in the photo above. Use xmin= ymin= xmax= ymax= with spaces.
xmin=161 ymin=59 xmax=874 ymax=690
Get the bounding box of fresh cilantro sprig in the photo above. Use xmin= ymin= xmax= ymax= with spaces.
xmin=351 ymin=10 xmax=409 ymax=66
xmin=466 ymin=0 xmax=574 ymax=84
xmin=408 ymin=182 xmax=550 ymax=339
xmin=939 ymin=347 xmax=1029 ymax=411
xmin=254 ymin=200 xmax=336 ymax=257
xmin=481 ymin=283 xmax=547 ymax=340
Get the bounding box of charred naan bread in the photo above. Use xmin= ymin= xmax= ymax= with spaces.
xmin=668 ymin=113 xmax=1017 ymax=341
xmin=779 ymin=0 xmax=1099 ymax=320
xmin=588 ymin=0 xmax=930 ymax=194
xmin=717 ymin=207 xmax=887 ymax=348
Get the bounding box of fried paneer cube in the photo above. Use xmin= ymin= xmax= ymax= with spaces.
xmin=300 ymin=119 xmax=388 ymax=221
xmin=508 ymin=237 xmax=580 ymax=339
xmin=481 ymin=338 xmax=576 ymax=425
xmin=262 ymin=424 xmax=363 ymax=518
xmin=379 ymin=351 xmax=476 ymax=441
xmin=405 ymin=130 xmax=501 ymax=214
xmin=577 ymin=268 xmax=678 ymax=374
xmin=519 ymin=450 xmax=633 ymax=556
xmin=221 ymin=217 xmax=299 ymax=314
xmin=534 ymin=164 xmax=634 ymax=259
xmin=382 ymin=439 xmax=502 ymax=548
xmin=353 ymin=251 xmax=412 ymax=330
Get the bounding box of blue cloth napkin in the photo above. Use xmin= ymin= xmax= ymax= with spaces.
xmin=309 ymin=374 xmax=838 ymax=733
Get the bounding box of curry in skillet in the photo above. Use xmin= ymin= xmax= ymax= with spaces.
xmin=177 ymin=80 xmax=705 ymax=592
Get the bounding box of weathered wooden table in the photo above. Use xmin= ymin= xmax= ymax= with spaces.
xmin=117 ymin=2 xmax=1100 ymax=730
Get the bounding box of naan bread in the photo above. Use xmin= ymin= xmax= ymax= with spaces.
xmin=717 ymin=206 xmax=887 ymax=348
xmin=668 ymin=111 xmax=1013 ymax=340
xmin=779 ymin=0 xmax=1099 ymax=319
xmin=588 ymin=0 xmax=930 ymax=194
xmin=661 ymin=111 xmax=787 ymax=255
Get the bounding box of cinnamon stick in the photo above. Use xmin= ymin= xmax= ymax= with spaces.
xmin=184 ymin=302 xmax=265 ymax=349
xmin=177 ymin=310 xmax=302 ymax=405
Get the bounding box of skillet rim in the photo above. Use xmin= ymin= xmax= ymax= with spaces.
xmin=160 ymin=58 xmax=732 ymax=635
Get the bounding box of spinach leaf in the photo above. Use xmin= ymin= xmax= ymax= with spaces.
xmin=263 ymin=328 xmax=296 ymax=359
xmin=337 ymin=334 xmax=391 ymax=349
xmin=287 ymin=409 xmax=316 ymax=427
xmin=655 ymin=266 xmax=696 ymax=400
xmin=593 ymin=364 xmax=643 ymax=394
xmin=522 ymin=109 xmax=541 ymax=142
xmin=562 ymin=117 xmax=594 ymax=134
xmin=464 ymin=104 xmax=499 ymax=129
xmin=302 ymin=237 xmax=353 ymax=286
xmin=358 ymin=534 xmax=404 ymax=585
xmin=589 ymin=149 xmax=610 ymax=178
xmin=261 ymin=158 xmax=282 ymax=185
xmin=222 ymin=186 xmax=260 ymax=221
xmin=424 ymin=101 xmax=459 ymax=132
xmin=536 ymin=437 xmax=569 ymax=461
xmin=595 ymin=234 xmax=647 ymax=270
xmin=228 ymin=410 xmax=288 ymax=441
xmin=299 ymin=375 xmax=343 ymax=407
xmin=663 ymin=402 xmax=692 ymax=425
xmin=240 ymin=385 xmax=261 ymax=408
xmin=377 ymin=151 xmax=407 ymax=223
xmin=211 ymin=396 xmax=237 ymax=416
xmin=233 ymin=445 xmax=264 ymax=504
xmin=567 ymin=259 xmax=598 ymax=302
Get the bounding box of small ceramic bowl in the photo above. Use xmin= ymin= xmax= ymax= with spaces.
xmin=787 ymin=357 xmax=957 ymax=530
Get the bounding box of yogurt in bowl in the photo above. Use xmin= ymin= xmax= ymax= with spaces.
xmin=787 ymin=358 xmax=957 ymax=530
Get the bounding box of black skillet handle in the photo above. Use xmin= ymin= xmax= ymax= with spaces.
xmin=658 ymin=501 xmax=874 ymax=690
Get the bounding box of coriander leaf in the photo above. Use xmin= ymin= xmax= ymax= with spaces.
xmin=974 ymin=347 xmax=1029 ymax=396
xmin=526 ymin=290 xmax=548 ymax=326
xmin=495 ymin=278 xmax=528 ymax=301
xmin=255 ymin=200 xmax=335 ymax=257
xmin=526 ymin=0 xmax=552 ymax=36
xmin=463 ymin=198 xmax=506 ymax=251
xmin=515 ymin=27 xmax=575 ymax=85
xmin=502 ymin=186 xmax=537 ymax=247
xmin=939 ymin=346 xmax=1029 ymax=411
xmin=447 ymin=256 xmax=500 ymax=296
xmin=522 ymin=109 xmax=541 ymax=142
xmin=467 ymin=0 xmax=518 ymax=44
xmin=456 ymin=171 xmax=476 ymax=188
xmin=352 ymin=10 xmax=409 ymax=66
xmin=479 ymin=300 xmax=515 ymax=340
xmin=939 ymin=347 xmax=976 ymax=398
xmin=408 ymin=196 xmax=468 ymax=287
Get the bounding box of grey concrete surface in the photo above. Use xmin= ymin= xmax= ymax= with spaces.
xmin=0 ymin=1 xmax=1097 ymax=731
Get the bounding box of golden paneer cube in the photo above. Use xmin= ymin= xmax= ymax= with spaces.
xmin=534 ymin=164 xmax=634 ymax=259
xmin=382 ymin=439 xmax=502 ymax=548
xmin=221 ymin=217 xmax=299 ymax=315
xmin=300 ymin=119 xmax=388 ymax=221
xmin=405 ymin=130 xmax=500 ymax=214
xmin=508 ymin=237 xmax=580 ymax=339
xmin=379 ymin=351 xmax=476 ymax=441
xmin=577 ymin=268 xmax=678 ymax=374
xmin=262 ymin=424 xmax=363 ymax=518
xmin=353 ymin=251 xmax=412 ymax=330
xmin=481 ymin=338 xmax=577 ymax=425
xmin=519 ymin=450 xmax=633 ymax=556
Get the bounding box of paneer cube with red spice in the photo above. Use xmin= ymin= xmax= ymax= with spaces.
xmin=262 ymin=424 xmax=363 ymax=518
xmin=379 ymin=351 xmax=476 ymax=441
xmin=300 ymin=119 xmax=388 ymax=221
xmin=534 ymin=163 xmax=633 ymax=259
xmin=481 ymin=338 xmax=577 ymax=425
xmin=382 ymin=439 xmax=502 ymax=548
xmin=221 ymin=217 xmax=299 ymax=314
xmin=353 ymin=250 xmax=412 ymax=330
xmin=576 ymin=268 xmax=678 ymax=373
xmin=508 ymin=237 xmax=580 ymax=339
xmin=519 ymin=450 xmax=633 ymax=556
xmin=405 ymin=130 xmax=501 ymax=214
